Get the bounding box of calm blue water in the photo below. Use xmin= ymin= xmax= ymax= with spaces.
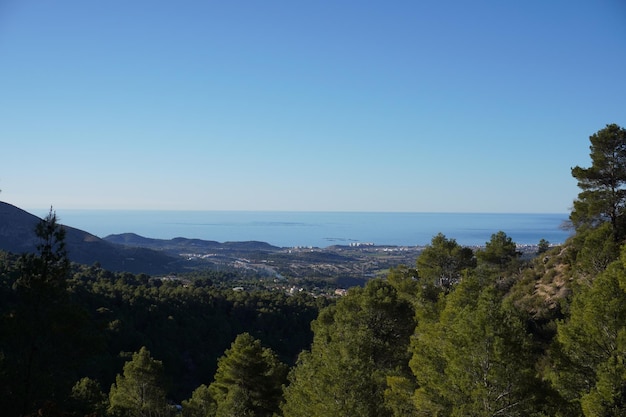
xmin=39 ymin=210 xmax=572 ymax=248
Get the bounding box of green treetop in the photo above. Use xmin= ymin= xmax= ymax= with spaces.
xmin=411 ymin=276 xmax=547 ymax=416
xmin=208 ymin=333 xmax=287 ymax=417
xmin=416 ymin=233 xmax=475 ymax=288
xmin=282 ymin=279 xmax=415 ymax=417
xmin=108 ymin=347 xmax=168 ymax=417
xmin=476 ymin=231 xmax=520 ymax=273
xmin=571 ymin=124 xmax=626 ymax=243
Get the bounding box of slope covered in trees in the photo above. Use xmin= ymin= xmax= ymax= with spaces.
xmin=1 ymin=124 xmax=626 ymax=416
xmin=0 ymin=212 xmax=325 ymax=416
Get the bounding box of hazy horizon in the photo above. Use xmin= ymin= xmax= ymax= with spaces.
xmin=14 ymin=207 xmax=572 ymax=247
xmin=22 ymin=205 xmax=571 ymax=216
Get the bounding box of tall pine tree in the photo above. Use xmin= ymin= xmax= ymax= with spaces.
xmin=571 ymin=123 xmax=626 ymax=243
xmin=0 ymin=209 xmax=91 ymax=416
xmin=208 ymin=333 xmax=287 ymax=417
xmin=108 ymin=347 xmax=168 ymax=417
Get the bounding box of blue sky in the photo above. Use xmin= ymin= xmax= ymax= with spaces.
xmin=1 ymin=1 xmax=624 ymax=213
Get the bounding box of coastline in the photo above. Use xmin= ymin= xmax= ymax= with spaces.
xmin=30 ymin=209 xmax=572 ymax=249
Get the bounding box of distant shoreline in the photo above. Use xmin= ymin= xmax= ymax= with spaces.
xmin=28 ymin=209 xmax=572 ymax=249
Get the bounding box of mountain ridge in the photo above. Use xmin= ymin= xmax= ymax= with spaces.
xmin=104 ymin=232 xmax=281 ymax=253
xmin=0 ymin=202 xmax=285 ymax=275
xmin=0 ymin=201 xmax=178 ymax=274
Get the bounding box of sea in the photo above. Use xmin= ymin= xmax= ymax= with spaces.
xmin=40 ymin=210 xmax=573 ymax=249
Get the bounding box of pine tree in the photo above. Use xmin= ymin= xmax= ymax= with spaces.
xmin=476 ymin=231 xmax=520 ymax=271
xmin=182 ymin=384 xmax=214 ymax=417
xmin=208 ymin=333 xmax=287 ymax=417
xmin=417 ymin=233 xmax=475 ymax=287
xmin=550 ymin=255 xmax=626 ymax=416
xmin=0 ymin=209 xmax=91 ymax=416
xmin=108 ymin=347 xmax=168 ymax=417
xmin=571 ymin=123 xmax=626 ymax=243
xmin=282 ymin=279 xmax=415 ymax=417
xmin=69 ymin=377 xmax=108 ymax=416
xmin=16 ymin=207 xmax=69 ymax=295
xmin=411 ymin=276 xmax=546 ymax=416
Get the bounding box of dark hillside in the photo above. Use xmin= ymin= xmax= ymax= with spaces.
xmin=0 ymin=201 xmax=41 ymax=253
xmin=0 ymin=202 xmax=179 ymax=274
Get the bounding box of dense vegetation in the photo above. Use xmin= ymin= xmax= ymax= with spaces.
xmin=0 ymin=216 xmax=326 ymax=416
xmin=2 ymin=123 xmax=626 ymax=416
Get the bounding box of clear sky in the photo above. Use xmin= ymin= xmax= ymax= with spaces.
xmin=1 ymin=1 xmax=624 ymax=213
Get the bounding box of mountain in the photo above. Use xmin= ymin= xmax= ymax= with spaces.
xmin=0 ymin=202 xmax=179 ymax=275
xmin=104 ymin=233 xmax=281 ymax=254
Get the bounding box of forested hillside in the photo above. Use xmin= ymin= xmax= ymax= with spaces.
xmin=0 ymin=216 xmax=326 ymax=416
xmin=2 ymin=124 xmax=626 ymax=417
